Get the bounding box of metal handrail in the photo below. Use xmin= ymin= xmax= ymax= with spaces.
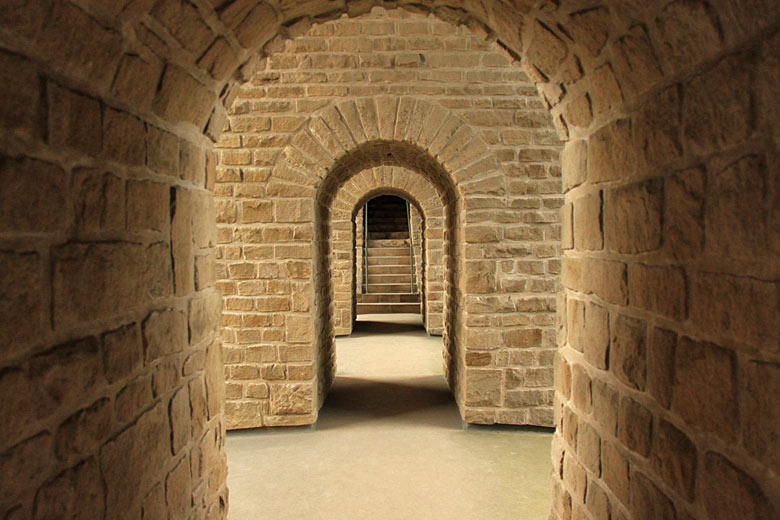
xmin=363 ymin=203 xmax=368 ymax=293
xmin=406 ymin=200 xmax=415 ymax=293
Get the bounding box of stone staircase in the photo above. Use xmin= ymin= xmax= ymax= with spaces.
xmin=357 ymin=196 xmax=421 ymax=315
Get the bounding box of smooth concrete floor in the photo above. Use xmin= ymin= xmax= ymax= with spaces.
xmin=226 ymin=314 xmax=553 ymax=519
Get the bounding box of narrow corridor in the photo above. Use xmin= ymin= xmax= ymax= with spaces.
xmin=226 ymin=314 xmax=552 ymax=519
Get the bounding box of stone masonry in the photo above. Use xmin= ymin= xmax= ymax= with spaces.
xmin=215 ymin=9 xmax=563 ymax=429
xmin=0 ymin=1 xmax=777 ymax=519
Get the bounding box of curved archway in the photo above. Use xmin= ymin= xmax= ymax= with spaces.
xmin=313 ymin=145 xmax=460 ymax=409
xmin=2 ymin=2 xmax=778 ymax=519
xmin=330 ymin=166 xmax=445 ymax=337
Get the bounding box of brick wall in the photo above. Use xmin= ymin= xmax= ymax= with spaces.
xmin=1 ymin=1 xmax=777 ymax=519
xmin=214 ymin=8 xmax=563 ymax=429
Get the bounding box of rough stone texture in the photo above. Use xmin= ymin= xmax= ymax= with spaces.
xmin=215 ymin=9 xmax=562 ymax=429
xmin=0 ymin=1 xmax=778 ymax=519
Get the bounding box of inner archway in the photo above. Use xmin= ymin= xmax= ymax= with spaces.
xmin=330 ymin=166 xmax=447 ymax=337
xmin=314 ymin=139 xmax=462 ymax=413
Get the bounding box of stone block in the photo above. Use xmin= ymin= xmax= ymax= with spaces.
xmin=577 ymin=420 xmax=601 ymax=476
xmin=465 ymin=369 xmax=502 ymax=406
xmin=571 ymin=364 xmax=591 ymax=413
xmin=169 ymin=388 xmax=190 ymax=455
xmin=573 ymin=191 xmax=602 ymax=250
xmin=152 ymin=359 xmax=181 ymax=397
xmin=189 ymin=291 xmax=221 ymax=346
xmin=560 ymin=140 xmax=586 ymax=191
xmin=0 ymin=368 xmax=37 ymax=450
xmin=165 ymin=455 xmax=192 ymax=518
xmin=286 ymin=315 xmax=313 ymax=344
xmin=53 ymin=242 xmax=172 ymax=328
xmin=143 ymin=309 xmax=188 ymax=362
xmin=146 ymin=125 xmax=179 ymax=176
xmin=103 ymin=107 xmax=145 ymax=166
xmin=206 ymin=342 xmax=225 ymax=418
xmin=609 ymin=313 xmax=646 ymax=391
xmin=646 ymin=327 xmax=676 ymax=409
xmin=126 ymin=180 xmax=169 ymax=233
xmin=587 ymin=119 xmax=634 ymax=183
xmin=55 ymin=398 xmax=112 ymax=460
xmin=505 ymin=328 xmax=542 ymax=349
xmin=689 ymin=271 xmax=779 ymax=350
xmin=142 ymin=483 xmax=166 ymax=520
xmin=561 ymin=203 xmax=573 ymax=249
xmin=554 ymin=352 xmax=571 ymax=400
xmin=705 ymin=155 xmax=766 ymax=259
xmin=1 ymin=432 xmax=52 ymax=504
xmin=618 ymin=396 xmax=652 ymax=457
xmin=590 ymin=63 xmax=623 ymax=115
xmin=233 ymin=2 xmax=277 ymax=49
xmin=629 ymin=470 xmax=676 ymax=520
xmin=180 ymin=140 xmax=206 ymax=185
xmin=701 ymin=452 xmax=776 ymax=520
xmin=604 ymin=178 xmax=663 ymax=253
xmin=38 ymin=2 xmax=122 ymax=87
xmin=198 ymin=37 xmax=239 ymax=81
xmin=111 ymin=54 xmax=159 ymax=108
xmin=269 ymin=383 xmax=313 ymax=415
xmin=664 ymin=167 xmax=704 ymax=260
xmin=241 ymin=201 xmax=274 ymax=223
xmin=683 ymin=54 xmax=753 ymax=156
xmin=115 ymin=375 xmax=153 ymax=425
xmin=525 ymin=20 xmax=567 ymax=79
xmin=628 ymin=263 xmax=686 ymax=319
xmin=633 ymin=86 xmax=681 ymax=171
xmin=582 ymin=302 xmax=609 ymax=370
xmin=580 ymin=258 xmax=627 ymax=306
xmin=30 ymin=337 xmax=101 ymax=419
xmin=1 ymin=155 xmax=67 ymax=233
xmin=601 ymin=441 xmax=630 ymax=506
xmin=32 ymin=457 xmax=105 ymax=520
xmin=742 ymin=361 xmax=780 ymax=475
xmin=48 ymin=82 xmax=102 ymax=156
xmin=672 ymin=336 xmax=737 ymax=440
xmin=592 ymin=379 xmax=618 ymax=436
xmin=153 ymin=65 xmax=214 ymax=126
xmin=652 ymin=418 xmax=697 ymax=500
xmin=563 ymin=93 xmax=593 ymax=130
xmin=610 ymin=25 xmax=662 ymax=98
xmin=0 ymin=50 xmax=42 ymax=138
xmin=102 ymin=322 xmax=142 ymax=385
xmin=0 ymin=250 xmax=47 ymax=351
xmin=100 ymin=402 xmax=169 ymax=513
xmin=72 ymin=168 xmax=124 ymax=233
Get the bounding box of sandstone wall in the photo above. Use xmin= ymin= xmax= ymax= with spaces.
xmin=533 ymin=3 xmax=780 ymax=519
xmin=0 ymin=2 xmax=228 ymax=518
xmin=214 ymin=8 xmax=563 ymax=429
xmin=333 ymin=166 xmax=442 ymax=335
xmin=1 ymin=1 xmax=777 ymax=519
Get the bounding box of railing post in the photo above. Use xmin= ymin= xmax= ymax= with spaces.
xmin=363 ymin=203 xmax=368 ymax=293
xmin=406 ymin=200 xmax=415 ymax=293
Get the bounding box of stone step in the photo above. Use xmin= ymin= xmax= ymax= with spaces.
xmin=363 ymin=283 xmax=417 ymax=293
xmin=358 ymin=292 xmax=420 ymax=303
xmin=365 ymin=246 xmax=410 ymax=256
xmin=356 ymin=302 xmax=421 ymax=314
xmin=368 ymin=239 xmax=410 ymax=247
xmin=369 ymin=231 xmax=409 ymax=239
xmin=367 ymin=273 xmax=412 ymax=284
xmin=367 ymin=256 xmax=411 ymax=266
xmin=366 ymin=264 xmax=412 ymax=275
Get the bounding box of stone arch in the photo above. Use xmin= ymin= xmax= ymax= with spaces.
xmin=311 ymin=138 xmax=462 ymax=420
xmin=330 ymin=165 xmax=446 ymax=337
xmin=2 ymin=2 xmax=779 ymax=520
